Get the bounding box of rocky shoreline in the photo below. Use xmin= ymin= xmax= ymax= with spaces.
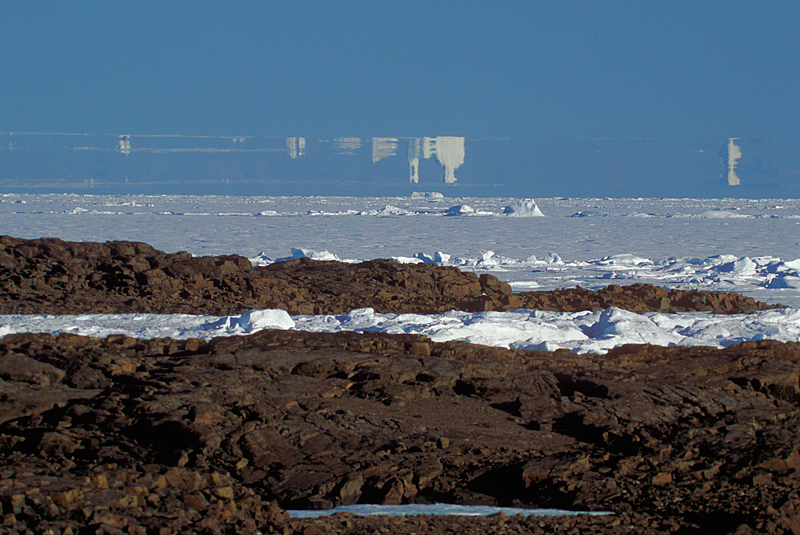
xmin=0 ymin=235 xmax=782 ymax=316
xmin=1 ymin=237 xmax=799 ymax=534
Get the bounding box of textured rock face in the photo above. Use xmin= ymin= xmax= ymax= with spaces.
xmin=2 ymin=331 xmax=800 ymax=534
xmin=1 ymin=236 xmax=797 ymax=534
xmin=0 ymin=236 xmax=780 ymax=315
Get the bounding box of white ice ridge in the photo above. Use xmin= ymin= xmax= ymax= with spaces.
xmin=3 ymin=307 xmax=800 ymax=355
xmin=250 ymin=250 xmax=800 ymax=296
xmin=287 ymin=503 xmax=613 ymax=518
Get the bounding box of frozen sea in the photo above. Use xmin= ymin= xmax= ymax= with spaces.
xmin=3 ymin=193 xmax=800 ymax=305
xmin=2 ymin=192 xmax=800 ymax=517
xmin=3 ymin=193 xmax=800 ymax=351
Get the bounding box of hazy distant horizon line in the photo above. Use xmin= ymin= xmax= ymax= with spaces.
xmin=3 ymin=131 xmax=787 ymax=143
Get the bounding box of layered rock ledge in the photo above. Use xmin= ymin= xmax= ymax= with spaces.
xmin=1 ymin=330 xmax=799 ymax=534
xmin=0 ymin=236 xmax=781 ymax=315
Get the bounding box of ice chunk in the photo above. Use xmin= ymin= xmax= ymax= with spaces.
xmin=579 ymin=308 xmax=684 ymax=347
xmin=433 ymin=252 xmax=451 ymax=264
xmin=784 ymin=259 xmax=800 ymax=271
xmin=204 ymin=309 xmax=294 ymax=333
xmin=249 ymin=252 xmax=273 ymax=266
xmin=715 ymin=257 xmax=757 ymax=277
xmin=765 ymin=274 xmax=800 ymax=289
xmin=394 ymin=256 xmax=425 ymax=264
xmin=445 ymin=204 xmax=475 ymax=216
xmin=411 ymin=192 xmax=445 ymax=200
xmin=288 ymin=248 xmax=340 ymax=261
xmin=502 ymin=199 xmax=545 ymax=217
xmin=479 ymin=251 xmax=498 ymax=265
xmin=545 ymin=252 xmax=563 ymax=264
xmin=237 ymin=310 xmax=295 ymax=331
xmin=288 ymin=503 xmax=612 ymax=518
xmin=593 ymin=254 xmax=652 ymax=267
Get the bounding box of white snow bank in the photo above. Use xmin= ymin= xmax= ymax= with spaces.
xmin=0 ymin=309 xmax=295 ymax=340
xmin=502 ymin=199 xmax=545 ymax=217
xmin=4 ymin=307 xmax=798 ymax=355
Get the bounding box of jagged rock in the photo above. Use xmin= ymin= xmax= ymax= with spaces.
xmin=0 ymin=236 xmax=796 ymax=534
xmin=0 ymin=236 xmax=779 ymax=316
xmin=1 ymin=330 xmax=800 ymax=533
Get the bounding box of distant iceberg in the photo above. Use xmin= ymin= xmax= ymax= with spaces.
xmin=411 ymin=191 xmax=445 ymax=200
xmin=503 ymin=199 xmax=545 ymax=217
xmin=445 ymin=204 xmax=475 ymax=216
xmin=286 ymin=248 xmax=340 ymax=261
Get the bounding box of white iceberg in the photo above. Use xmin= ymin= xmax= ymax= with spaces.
xmin=287 ymin=248 xmax=340 ymax=261
xmin=445 ymin=204 xmax=475 ymax=216
xmin=503 ymin=199 xmax=545 ymax=217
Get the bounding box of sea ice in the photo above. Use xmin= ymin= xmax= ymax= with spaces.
xmin=2 ymin=194 xmax=800 ymax=307
xmin=502 ymin=198 xmax=545 ymax=217
xmin=287 ymin=503 xmax=612 ymax=518
xmin=285 ymin=248 xmax=340 ymax=261
xmin=5 ymin=307 xmax=798 ymax=355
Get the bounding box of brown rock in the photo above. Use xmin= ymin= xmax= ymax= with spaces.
xmin=0 ymin=236 xmax=781 ymax=316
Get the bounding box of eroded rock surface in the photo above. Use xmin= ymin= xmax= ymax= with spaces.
xmin=2 ymin=331 xmax=799 ymax=534
xmin=0 ymin=236 xmax=779 ymax=315
xmin=1 ymin=236 xmax=796 ymax=534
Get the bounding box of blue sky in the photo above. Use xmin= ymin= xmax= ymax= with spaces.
xmin=2 ymin=1 xmax=798 ymax=140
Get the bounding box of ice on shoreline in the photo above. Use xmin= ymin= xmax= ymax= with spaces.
xmin=287 ymin=503 xmax=613 ymax=518
xmin=247 ymin=247 xmax=800 ymax=307
xmin=3 ymin=306 xmax=799 ymax=354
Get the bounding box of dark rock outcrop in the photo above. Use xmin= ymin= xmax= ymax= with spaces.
xmin=0 ymin=236 xmax=780 ymax=315
xmin=1 ymin=236 xmax=796 ymax=534
xmin=2 ymin=330 xmax=800 ymax=533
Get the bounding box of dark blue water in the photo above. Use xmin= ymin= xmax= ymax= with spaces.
xmin=2 ymin=132 xmax=798 ymax=198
